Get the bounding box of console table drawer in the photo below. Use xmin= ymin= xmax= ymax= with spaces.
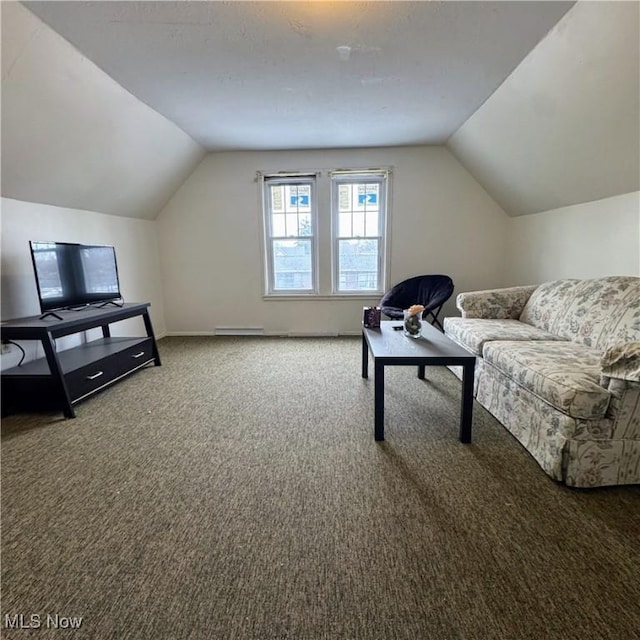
xmin=66 ymin=338 xmax=154 ymax=400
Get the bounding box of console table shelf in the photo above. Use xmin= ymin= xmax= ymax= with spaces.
xmin=1 ymin=302 xmax=161 ymax=418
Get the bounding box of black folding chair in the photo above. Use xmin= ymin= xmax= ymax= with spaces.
xmin=379 ymin=275 xmax=454 ymax=331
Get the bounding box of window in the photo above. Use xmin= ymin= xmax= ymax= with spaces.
xmin=263 ymin=176 xmax=317 ymax=294
xmin=261 ymin=169 xmax=389 ymax=297
xmin=332 ymin=172 xmax=387 ymax=294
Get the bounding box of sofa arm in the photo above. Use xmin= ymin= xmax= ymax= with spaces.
xmin=600 ymin=342 xmax=640 ymax=384
xmin=603 ymin=377 xmax=640 ymax=437
xmin=456 ymin=285 xmax=538 ymax=319
xmin=601 ymin=343 xmax=640 ymax=434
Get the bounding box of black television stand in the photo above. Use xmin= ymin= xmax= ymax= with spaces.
xmin=1 ymin=302 xmax=161 ymax=418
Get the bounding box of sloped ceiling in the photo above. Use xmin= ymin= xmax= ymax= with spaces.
xmin=21 ymin=0 xmax=574 ymax=151
xmin=2 ymin=1 xmax=636 ymax=221
xmin=447 ymin=0 xmax=640 ymax=216
xmin=1 ymin=2 xmax=205 ymax=220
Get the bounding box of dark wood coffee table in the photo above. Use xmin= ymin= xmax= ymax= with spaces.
xmin=362 ymin=321 xmax=476 ymax=442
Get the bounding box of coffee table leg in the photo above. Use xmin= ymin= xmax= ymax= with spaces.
xmin=374 ymin=360 xmax=385 ymax=441
xmin=460 ymin=361 xmax=475 ymax=443
xmin=362 ymin=332 xmax=369 ymax=378
xmin=418 ymin=364 xmax=426 ymax=379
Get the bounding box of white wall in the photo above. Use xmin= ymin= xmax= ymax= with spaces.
xmin=0 ymin=197 xmax=166 ymax=368
xmin=1 ymin=2 xmax=205 ymax=220
xmin=447 ymin=1 xmax=640 ymax=216
xmin=156 ymin=146 xmax=508 ymax=335
xmin=505 ymin=191 xmax=640 ymax=285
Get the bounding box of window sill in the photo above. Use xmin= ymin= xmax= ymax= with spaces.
xmin=263 ymin=293 xmax=382 ymax=301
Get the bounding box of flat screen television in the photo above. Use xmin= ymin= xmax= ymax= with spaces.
xmin=29 ymin=241 xmax=122 ymax=315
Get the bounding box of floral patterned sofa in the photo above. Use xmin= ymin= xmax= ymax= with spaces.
xmin=443 ymin=276 xmax=640 ymax=488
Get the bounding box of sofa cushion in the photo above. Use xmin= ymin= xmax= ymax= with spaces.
xmin=444 ymin=317 xmax=564 ymax=356
xmin=596 ymin=286 xmax=640 ymax=350
xmin=520 ymin=276 xmax=640 ymax=349
xmin=482 ymin=340 xmax=611 ymax=420
xmin=519 ymin=279 xmax=582 ymax=332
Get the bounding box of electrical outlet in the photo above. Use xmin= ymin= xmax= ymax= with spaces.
xmin=1 ymin=342 xmax=12 ymax=354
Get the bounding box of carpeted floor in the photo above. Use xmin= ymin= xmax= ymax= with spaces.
xmin=2 ymin=336 xmax=639 ymax=640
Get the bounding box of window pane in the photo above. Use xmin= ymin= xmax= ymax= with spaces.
xmin=337 ymin=181 xmax=381 ymax=237
xmin=285 ymin=213 xmax=298 ymax=236
xmin=285 ymin=184 xmax=311 ymax=212
xmin=272 ymin=213 xmax=286 ymax=237
xmin=364 ymin=211 xmax=379 ymax=237
xmin=338 ymin=212 xmax=351 ymax=238
xmin=352 ymin=211 xmax=365 ymax=237
xmin=337 ymin=239 xmax=379 ymax=291
xmin=338 ymin=184 xmax=351 ymax=211
xmin=298 ymin=214 xmax=312 ymax=236
xmin=272 ymin=239 xmax=313 ymax=290
xmin=356 ymin=184 xmax=379 ymax=211
xmin=271 ymin=185 xmax=285 ymax=212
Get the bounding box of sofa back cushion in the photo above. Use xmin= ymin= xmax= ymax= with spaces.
xmin=519 ymin=279 xmax=581 ymax=333
xmin=520 ymin=276 xmax=640 ymax=350
xmin=596 ymin=279 xmax=640 ymax=350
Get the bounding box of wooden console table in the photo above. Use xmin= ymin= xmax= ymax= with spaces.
xmin=1 ymin=303 xmax=161 ymax=418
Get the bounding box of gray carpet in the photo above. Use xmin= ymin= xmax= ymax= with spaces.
xmin=2 ymin=336 xmax=639 ymax=640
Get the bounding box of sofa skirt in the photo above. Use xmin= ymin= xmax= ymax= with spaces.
xmin=474 ymin=360 xmax=639 ymax=488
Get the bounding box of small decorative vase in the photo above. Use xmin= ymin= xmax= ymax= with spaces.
xmin=403 ymin=309 xmax=423 ymax=338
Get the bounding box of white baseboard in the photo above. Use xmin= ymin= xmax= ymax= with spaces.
xmin=162 ymin=330 xmax=361 ymax=338
xmin=285 ymin=331 xmax=338 ymax=337
xmin=163 ymin=331 xmax=216 ymax=337
xmin=214 ymin=327 xmax=265 ymax=336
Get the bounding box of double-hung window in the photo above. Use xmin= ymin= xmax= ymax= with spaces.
xmin=263 ymin=176 xmax=317 ymax=294
xmin=331 ymin=172 xmax=387 ymax=294
xmin=261 ymin=169 xmax=389 ymax=297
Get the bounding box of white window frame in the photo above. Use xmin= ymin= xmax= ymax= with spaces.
xmin=330 ymin=171 xmax=389 ymax=296
xmin=262 ymin=175 xmax=319 ymax=296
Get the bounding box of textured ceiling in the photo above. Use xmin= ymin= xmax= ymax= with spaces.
xmin=23 ymin=1 xmax=575 ymax=151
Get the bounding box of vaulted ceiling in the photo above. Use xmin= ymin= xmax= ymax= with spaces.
xmin=22 ymin=1 xmax=575 ymax=150
xmin=449 ymin=0 xmax=640 ymax=215
xmin=2 ymin=1 xmax=638 ymax=220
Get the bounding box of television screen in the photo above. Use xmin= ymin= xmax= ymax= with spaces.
xmin=30 ymin=241 xmax=122 ymax=313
